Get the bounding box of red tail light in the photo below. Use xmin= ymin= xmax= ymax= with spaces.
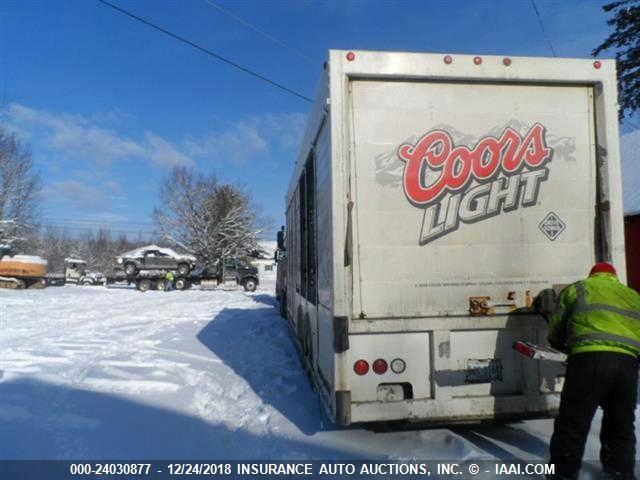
xmin=353 ymin=359 xmax=369 ymax=375
xmin=372 ymin=358 xmax=388 ymax=375
xmin=513 ymin=341 xmax=535 ymax=359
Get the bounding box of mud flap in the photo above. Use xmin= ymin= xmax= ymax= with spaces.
xmin=335 ymin=390 xmax=351 ymax=426
xmin=333 ymin=316 xmax=349 ymax=353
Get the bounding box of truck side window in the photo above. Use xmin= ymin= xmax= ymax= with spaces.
xmin=306 ymin=151 xmax=317 ymax=305
xmin=299 ymin=167 xmax=307 ymax=299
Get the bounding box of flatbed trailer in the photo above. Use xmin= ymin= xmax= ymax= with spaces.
xmin=105 ymin=269 xmax=194 ymax=291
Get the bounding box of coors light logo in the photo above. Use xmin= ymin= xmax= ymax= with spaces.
xmin=397 ymin=123 xmax=553 ymax=244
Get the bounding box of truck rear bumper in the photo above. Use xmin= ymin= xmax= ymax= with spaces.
xmin=349 ymin=393 xmax=560 ymax=424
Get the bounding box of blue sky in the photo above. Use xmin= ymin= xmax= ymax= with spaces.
xmin=0 ymin=0 xmax=635 ymax=240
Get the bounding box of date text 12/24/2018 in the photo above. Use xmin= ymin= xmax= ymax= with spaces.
xmin=69 ymin=463 xmax=232 ymax=476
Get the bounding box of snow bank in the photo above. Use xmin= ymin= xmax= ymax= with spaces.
xmin=0 ymin=281 xmax=625 ymax=471
xmin=64 ymin=258 xmax=86 ymax=264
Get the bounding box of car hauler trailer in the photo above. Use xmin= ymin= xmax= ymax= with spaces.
xmin=105 ymin=269 xmax=193 ymax=291
xmin=279 ymin=50 xmax=624 ymax=425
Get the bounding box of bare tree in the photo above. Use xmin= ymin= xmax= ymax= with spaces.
xmin=82 ymin=229 xmax=144 ymax=273
xmin=83 ymin=229 xmax=113 ymax=273
xmin=35 ymin=227 xmax=84 ymax=273
xmin=0 ymin=127 xmax=40 ymax=238
xmin=154 ymin=166 xmax=263 ymax=264
xmin=36 ymin=227 xmax=144 ymax=273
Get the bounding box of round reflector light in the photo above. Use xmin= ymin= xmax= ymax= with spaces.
xmin=372 ymin=358 xmax=388 ymax=375
xmin=594 ymin=60 xmax=602 ymax=69
xmin=443 ymin=55 xmax=453 ymax=64
xmin=346 ymin=51 xmax=356 ymax=62
xmin=473 ymin=56 xmax=482 ymax=65
xmin=503 ymin=57 xmax=512 ymax=66
xmin=353 ymin=359 xmax=369 ymax=375
xmin=390 ymin=358 xmax=406 ymax=374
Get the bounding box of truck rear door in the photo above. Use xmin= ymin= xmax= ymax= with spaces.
xmin=349 ymin=79 xmax=596 ymax=319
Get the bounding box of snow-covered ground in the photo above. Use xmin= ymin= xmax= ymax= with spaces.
xmin=0 ymin=280 xmax=629 ymax=475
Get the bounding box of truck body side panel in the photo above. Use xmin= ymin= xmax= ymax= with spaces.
xmin=316 ymin=119 xmax=336 ymax=390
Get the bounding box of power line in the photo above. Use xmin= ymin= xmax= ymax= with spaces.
xmin=204 ymin=0 xmax=315 ymax=65
xmin=42 ymin=223 xmax=156 ymax=233
xmin=97 ymin=0 xmax=313 ymax=103
xmin=530 ymin=0 xmax=557 ymax=57
xmin=46 ymin=218 xmax=156 ymax=227
xmin=40 ymin=219 xmax=156 ymax=232
xmin=40 ymin=221 xmax=157 ymax=234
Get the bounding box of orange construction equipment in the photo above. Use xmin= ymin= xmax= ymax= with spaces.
xmin=0 ymin=254 xmax=48 ymax=288
xmin=0 ymin=221 xmax=48 ymax=288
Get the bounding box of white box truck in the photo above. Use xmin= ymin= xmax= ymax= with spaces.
xmin=279 ymin=50 xmax=624 ymax=425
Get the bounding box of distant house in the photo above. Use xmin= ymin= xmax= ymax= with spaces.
xmin=251 ymin=257 xmax=277 ymax=275
xmin=249 ymin=241 xmax=277 ymax=278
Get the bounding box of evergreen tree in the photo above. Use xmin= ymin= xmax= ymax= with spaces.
xmin=593 ymin=0 xmax=640 ymax=118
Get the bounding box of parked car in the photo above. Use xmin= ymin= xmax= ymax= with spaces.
xmin=115 ymin=245 xmax=197 ymax=276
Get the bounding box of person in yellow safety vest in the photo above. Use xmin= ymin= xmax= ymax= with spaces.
xmin=165 ymin=270 xmax=174 ymax=291
xmin=546 ymin=262 xmax=640 ymax=480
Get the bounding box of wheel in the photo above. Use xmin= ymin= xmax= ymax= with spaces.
xmin=243 ymin=278 xmax=257 ymax=292
xmin=174 ymin=278 xmax=187 ymax=290
xmin=177 ymin=263 xmax=190 ymax=276
xmin=138 ymin=279 xmax=152 ymax=291
xmin=81 ymin=279 xmax=92 ymax=286
xmin=124 ymin=263 xmax=137 ymax=276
